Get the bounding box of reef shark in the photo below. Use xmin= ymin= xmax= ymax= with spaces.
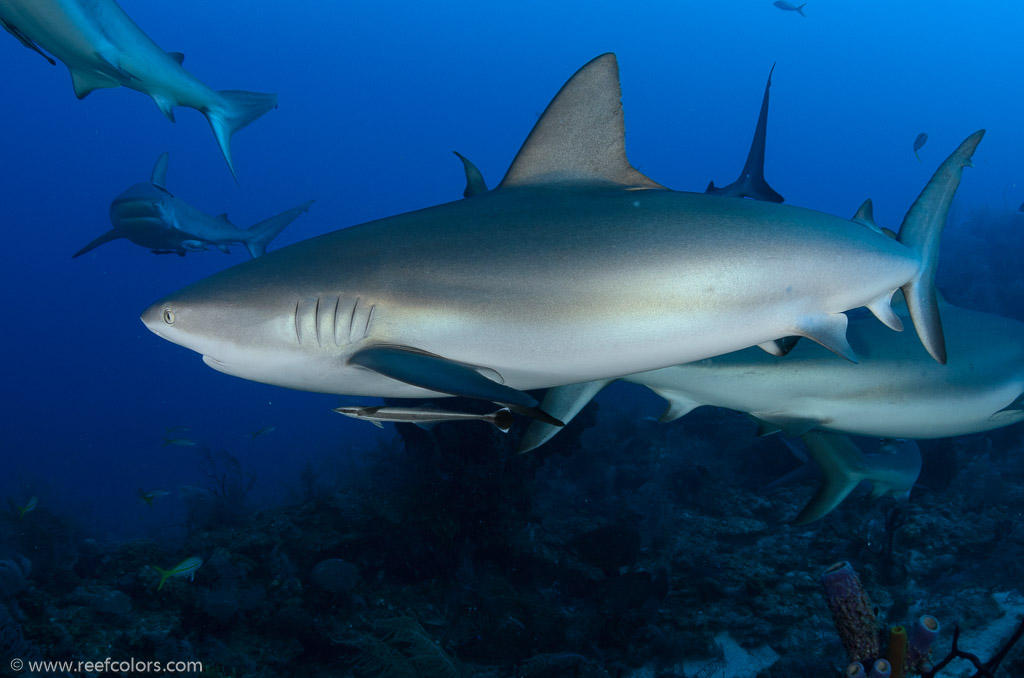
xmin=140 ymin=54 xmax=980 ymax=424
xmin=0 ymin=0 xmax=276 ymax=179
xmin=705 ymin=64 xmax=784 ymax=203
xmin=73 ymin=153 xmax=314 ymax=258
xmin=521 ymin=296 xmax=1024 ymax=450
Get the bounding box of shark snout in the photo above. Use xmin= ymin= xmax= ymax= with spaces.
xmin=140 ymin=301 xmax=175 ymax=339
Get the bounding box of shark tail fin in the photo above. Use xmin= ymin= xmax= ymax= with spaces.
xmin=243 ymin=200 xmax=315 ymax=258
xmin=793 ymin=431 xmax=866 ymax=525
xmin=73 ymin=230 xmax=123 ymax=258
xmin=896 ymin=130 xmax=983 ymax=364
xmin=206 ymin=90 xmax=278 ymax=181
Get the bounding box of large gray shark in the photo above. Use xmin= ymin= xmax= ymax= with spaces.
xmin=705 ymin=64 xmax=784 ymax=203
xmin=520 ymin=298 xmax=1024 ymax=450
xmin=73 ymin=153 xmax=313 ymax=259
xmin=140 ymin=54 xmax=980 ymax=423
xmin=0 ymin=0 xmax=276 ymax=179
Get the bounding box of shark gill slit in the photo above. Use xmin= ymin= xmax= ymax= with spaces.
xmin=293 ymin=300 xmax=301 ymax=345
xmin=332 ymin=296 xmax=341 ymax=346
xmin=363 ymin=304 xmax=376 ymax=339
xmin=314 ymin=296 xmax=322 ymax=347
xmin=348 ymin=297 xmax=361 ymax=343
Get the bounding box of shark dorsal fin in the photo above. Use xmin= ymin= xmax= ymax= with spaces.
xmin=151 ymin=152 xmax=170 ymax=189
xmin=499 ymin=53 xmax=662 ymax=190
xmin=216 ymin=213 xmax=230 ymax=223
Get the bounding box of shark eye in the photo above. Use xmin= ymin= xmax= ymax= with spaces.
xmin=162 ymin=308 xmax=176 ymax=325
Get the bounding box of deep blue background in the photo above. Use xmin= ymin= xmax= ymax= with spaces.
xmin=0 ymin=0 xmax=1020 ymax=537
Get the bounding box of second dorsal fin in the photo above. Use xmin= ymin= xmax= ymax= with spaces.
xmin=499 ymin=53 xmax=662 ymax=190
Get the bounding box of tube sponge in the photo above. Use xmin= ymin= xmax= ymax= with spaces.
xmin=907 ymin=615 xmax=940 ymax=669
xmin=821 ymin=561 xmax=881 ymax=664
xmin=868 ymin=659 xmax=892 ymax=678
xmin=887 ymin=625 xmax=907 ymax=678
xmin=846 ymin=662 xmax=867 ymax=678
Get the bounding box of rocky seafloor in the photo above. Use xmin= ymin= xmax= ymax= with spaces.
xmin=2 ymin=392 xmax=1023 ymax=678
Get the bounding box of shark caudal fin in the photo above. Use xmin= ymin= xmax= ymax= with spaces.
xmin=206 ymin=90 xmax=278 ymax=181
xmin=793 ymin=431 xmax=867 ymax=525
xmin=705 ymin=64 xmax=784 ymax=203
xmin=243 ymin=200 xmax=315 ymax=258
xmin=897 ymin=130 xmax=984 ymax=364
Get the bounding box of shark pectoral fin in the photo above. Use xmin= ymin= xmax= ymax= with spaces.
xmin=793 ymin=431 xmax=866 ymax=524
xmin=152 ymin=94 xmax=176 ymax=122
xmin=150 ymin=152 xmax=170 ymax=189
xmin=498 ymin=53 xmax=663 ymax=190
xmin=851 ymin=199 xmax=883 ymax=234
xmin=1 ymin=19 xmax=56 ymax=65
xmin=72 ymin=230 xmax=123 ymax=258
xmin=644 ymin=388 xmax=701 ymax=423
xmin=794 ymin=313 xmax=857 ymax=362
xmin=519 ymin=379 xmax=614 ymax=453
xmin=866 ymin=291 xmax=904 ymax=332
xmin=453 ymin=151 xmax=489 ymax=197
xmin=991 ymin=392 xmax=1024 ymax=420
xmin=348 ymin=346 xmax=561 ymax=427
xmin=216 ymin=245 xmax=231 ymax=254
xmin=167 ymin=51 xmax=185 ymax=65
xmin=69 ymin=68 xmax=121 ymax=99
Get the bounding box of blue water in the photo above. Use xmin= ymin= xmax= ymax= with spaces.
xmin=1 ymin=2 xmax=1023 ymax=674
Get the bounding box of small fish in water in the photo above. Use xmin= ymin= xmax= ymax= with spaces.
xmin=246 ymin=426 xmax=276 ymax=440
xmin=773 ymin=1 xmax=807 ymax=16
xmin=162 ymin=438 xmax=197 ymax=447
xmin=165 ymin=425 xmax=191 ymax=434
xmin=334 ymin=405 xmax=517 ymax=432
xmin=153 ymin=557 xmax=203 ymax=590
xmin=16 ymin=496 xmax=37 ymax=519
xmin=137 ymin=488 xmax=170 ymax=509
xmin=913 ymin=132 xmax=928 ymax=162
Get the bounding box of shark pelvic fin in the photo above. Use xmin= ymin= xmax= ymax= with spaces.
xmin=705 ymin=63 xmax=784 ymax=203
xmin=519 ymin=379 xmax=614 ymax=452
xmin=991 ymin=392 xmax=1024 ymax=420
xmin=793 ymin=431 xmax=866 ymax=524
xmin=851 ymin=199 xmax=883 ymax=233
xmin=898 ymin=130 xmax=984 ymax=364
xmin=69 ymin=68 xmax=121 ymax=99
xmin=72 ymin=230 xmax=124 ymax=258
xmin=150 ymin=152 xmax=170 ymax=189
xmin=1 ymin=18 xmax=55 ymax=65
xmin=757 ymin=336 xmax=801 ymax=357
xmin=794 ymin=313 xmax=857 ymax=362
xmin=499 ymin=53 xmax=662 ymax=190
xmin=453 ymin=151 xmax=488 ymax=197
xmin=349 ymin=346 xmax=563 ymax=427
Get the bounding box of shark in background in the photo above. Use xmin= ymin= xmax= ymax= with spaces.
xmin=140 ymin=54 xmax=978 ymax=425
xmin=73 ymin=153 xmax=314 ymax=259
xmin=521 ymin=296 xmax=1024 ymax=451
xmin=0 ymin=0 xmax=276 ymax=179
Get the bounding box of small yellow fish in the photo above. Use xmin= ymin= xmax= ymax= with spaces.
xmin=16 ymin=496 xmax=38 ymax=519
xmin=246 ymin=426 xmax=276 ymax=440
xmin=162 ymin=438 xmax=197 ymax=447
xmin=137 ymin=488 xmax=170 ymax=509
xmin=153 ymin=556 xmax=203 ymax=590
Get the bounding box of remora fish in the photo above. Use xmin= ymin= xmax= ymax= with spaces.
xmin=706 ymin=64 xmax=784 ymax=203
xmin=0 ymin=0 xmax=276 ymax=179
xmin=334 ymin=405 xmax=515 ymax=432
xmin=520 ymin=296 xmax=1024 ymax=451
xmin=73 ymin=153 xmax=314 ymax=258
xmin=140 ymin=54 xmax=979 ymax=422
xmin=792 ymin=432 xmax=920 ymax=524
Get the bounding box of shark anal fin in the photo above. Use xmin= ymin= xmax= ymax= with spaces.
xmin=519 ymin=379 xmax=614 ymax=452
xmin=498 ymin=53 xmax=662 ymax=190
xmin=69 ymin=67 xmax=121 ymax=99
xmin=644 ymin=387 xmax=702 ymax=423
xmin=794 ymin=313 xmax=857 ymax=362
xmin=1 ymin=18 xmax=56 ymax=65
xmin=72 ymin=230 xmax=123 ymax=258
xmin=348 ymin=346 xmax=561 ymax=428
xmin=167 ymin=51 xmax=185 ymax=65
